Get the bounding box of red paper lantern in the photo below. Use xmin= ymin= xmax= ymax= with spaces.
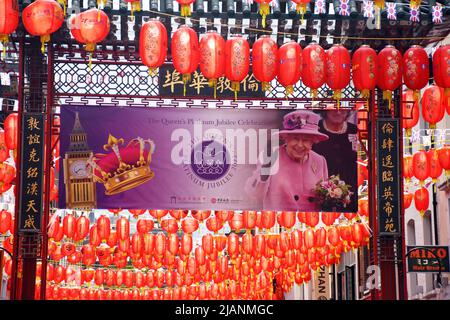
xmin=205 ymin=217 xmax=223 ymax=233
xmin=181 ymin=217 xmax=199 ymax=234
xmin=225 ymin=36 xmax=250 ymax=98
xmin=403 ymin=155 xmax=414 ymax=183
xmin=433 ymin=45 xmax=450 ymax=97
xmin=402 ymin=90 xmax=420 ymax=137
xmin=191 ymin=210 xmax=211 ymax=223
xmin=75 ymin=216 xmax=90 ymax=240
xmin=414 ymin=187 xmax=429 ymax=217
xmin=169 ymin=209 xmax=189 ymax=221
xmin=227 ymin=233 xmax=240 ymax=258
xmin=352 ymin=45 xmax=377 ymax=99
xmin=199 ymin=31 xmax=225 ymax=98
xmin=22 ymin=0 xmax=64 ymax=53
xmin=422 ymin=85 xmax=445 ymax=129
xmin=139 ymin=19 xmax=167 ymax=75
xmin=427 ymin=149 xmax=443 ymax=182
xmin=242 ymin=210 xmax=258 ymax=231
xmin=302 ymin=43 xmax=326 ymax=98
xmin=413 ymin=150 xmax=430 ymax=185
xmin=326 ymin=44 xmax=351 ymax=104
xmin=97 ymin=215 xmax=110 ymax=242
xmin=438 ymin=145 xmax=450 ymax=176
xmin=377 ymin=45 xmax=402 ymax=108
xmin=215 ymin=210 xmax=234 ymax=222
xmin=304 ymin=229 xmax=315 ymax=250
xmin=171 ymin=25 xmax=199 ymax=93
xmin=0 ymin=0 xmax=19 ymax=57
xmin=70 ymin=9 xmax=110 ymax=56
xmin=161 ymin=218 xmax=178 ymax=234
xmin=0 ymin=131 xmax=9 ymax=162
xmin=0 ymin=209 xmax=11 ymax=234
xmin=358 ymin=198 xmax=369 ymax=217
xmin=404 ymin=192 xmax=413 ymax=209
xmin=260 ymin=211 xmax=276 ymax=230
xmin=116 ymin=217 xmax=130 ymax=241
xmin=176 ymin=0 xmax=195 ymax=17
xmin=279 ymin=211 xmax=296 ymax=229
xmin=402 ymin=46 xmax=429 ymax=100
xmin=277 ymin=41 xmax=302 ymax=97
xmin=63 ymin=214 xmax=76 ymax=239
xmin=305 ymin=212 xmax=319 ymax=228
xmin=229 ymin=213 xmax=243 ymax=232
xmin=252 ymin=36 xmax=278 ymax=91
xmin=4 ymin=113 xmax=18 ymax=150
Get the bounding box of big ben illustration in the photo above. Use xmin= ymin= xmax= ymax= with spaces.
xmin=63 ymin=112 xmax=97 ymax=209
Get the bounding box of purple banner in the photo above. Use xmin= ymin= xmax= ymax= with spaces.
xmin=59 ymin=106 xmax=358 ymax=212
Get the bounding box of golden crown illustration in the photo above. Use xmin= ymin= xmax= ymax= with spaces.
xmin=87 ymin=134 xmax=156 ymax=195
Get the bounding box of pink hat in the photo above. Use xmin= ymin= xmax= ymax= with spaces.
xmin=278 ymin=110 xmax=329 ymax=142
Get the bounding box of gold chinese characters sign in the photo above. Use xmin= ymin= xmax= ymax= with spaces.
xmin=376 ymin=119 xmax=401 ymax=235
xmin=159 ymin=66 xmax=264 ymax=98
xmin=19 ymin=113 xmax=45 ymax=232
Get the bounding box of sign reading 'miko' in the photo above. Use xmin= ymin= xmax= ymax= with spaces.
xmin=59 ymin=106 xmax=358 ymax=211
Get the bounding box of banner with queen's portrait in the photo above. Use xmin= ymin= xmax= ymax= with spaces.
xmin=59 ymin=106 xmax=358 ymax=212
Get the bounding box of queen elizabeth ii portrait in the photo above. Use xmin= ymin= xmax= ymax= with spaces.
xmin=245 ymin=110 xmax=329 ymax=211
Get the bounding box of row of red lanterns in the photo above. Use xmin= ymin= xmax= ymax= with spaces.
xmin=403 ymin=146 xmax=450 ymax=185
xmin=46 ymin=210 xmax=368 ymax=244
xmin=403 ymin=188 xmax=430 ymax=217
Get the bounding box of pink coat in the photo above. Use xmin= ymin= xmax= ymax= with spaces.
xmin=245 ymin=146 xmax=329 ymax=211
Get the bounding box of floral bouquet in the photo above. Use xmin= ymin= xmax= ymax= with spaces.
xmin=311 ymin=175 xmax=353 ymax=211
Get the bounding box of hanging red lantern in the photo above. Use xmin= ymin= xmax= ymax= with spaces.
xmin=302 ymin=43 xmax=326 ymax=99
xmin=116 ymin=217 xmax=130 ymax=241
xmin=0 ymin=0 xmax=18 ymax=57
xmin=358 ymin=198 xmax=369 ymax=217
xmin=414 ymin=187 xmax=429 ymax=217
xmin=433 ymin=45 xmax=450 ymax=98
xmin=161 ymin=218 xmax=179 ymax=234
xmin=242 ymin=233 xmax=253 ymax=254
xmin=404 ymin=192 xmax=413 ymax=209
xmin=22 ymin=0 xmax=64 ymax=53
xmin=171 ymin=25 xmax=199 ymax=95
xmin=326 ymin=44 xmax=351 ymax=106
xmin=279 ymin=211 xmax=296 ymax=229
xmin=304 ymin=229 xmax=315 ymax=250
xmin=0 ymin=131 xmax=10 ymax=162
xmin=321 ymin=211 xmax=336 ymax=227
xmin=252 ymin=36 xmax=278 ymax=92
xmin=404 ymin=155 xmax=414 ymax=183
xmin=70 ymin=9 xmax=110 ymax=68
xmin=260 ymin=211 xmax=276 ymax=231
xmin=136 ymin=219 xmax=149 ymax=234
xmin=305 ymin=212 xmax=319 ymax=228
xmin=352 ymin=45 xmax=377 ymax=100
xmin=169 ymin=209 xmax=189 ymax=221
xmin=229 ymin=213 xmax=243 ymax=232
xmin=3 ymin=113 xmax=18 ymax=150
xmin=214 ymin=235 xmax=227 ymax=252
xmin=205 ymin=216 xmax=223 ymax=233
xmin=413 ymin=150 xmax=430 ymax=185
xmin=167 ymin=233 xmax=179 ymax=255
xmin=438 ymin=145 xmax=450 ymax=177
xmin=180 ymin=233 xmax=192 ymax=256
xmin=225 ymin=36 xmax=250 ymax=99
xmin=402 ymin=46 xmax=429 ymax=101
xmin=377 ymin=45 xmax=402 ymax=109
xmin=75 ymin=216 xmax=90 ymax=240
xmin=139 ymin=19 xmax=167 ymax=75
xmin=422 ymin=85 xmax=445 ymax=129
xmin=242 ymin=210 xmax=258 ymax=232
xmin=129 ymin=209 xmax=146 ymax=219
xmin=277 ymin=41 xmax=302 ymax=97
xmin=427 ymin=148 xmax=443 ymax=182
xmin=0 ymin=209 xmax=11 ymax=234
xmin=97 ymin=215 xmax=110 ymax=242
xmin=191 ymin=210 xmax=211 ymax=223
xmin=199 ymin=31 xmax=225 ymax=98
xmin=181 ymin=217 xmax=199 ymax=234
xmin=227 ymin=233 xmax=240 ymax=258
xmin=402 ymin=90 xmax=420 ymax=137
xmin=63 ymin=214 xmax=76 ymax=239
xmin=215 ymin=210 xmax=234 ymax=222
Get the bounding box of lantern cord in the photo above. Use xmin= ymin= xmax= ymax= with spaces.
xmin=182 ymin=74 xmax=191 ymax=96
xmin=40 ymin=35 xmax=50 ymax=54
xmin=88 ymin=52 xmax=93 ymax=72
xmin=296 ymin=4 xmax=306 ymax=25
xmin=208 ymin=79 xmax=217 ymax=99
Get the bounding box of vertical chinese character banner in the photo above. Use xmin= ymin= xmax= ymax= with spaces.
xmin=376 ymin=119 xmax=401 ymax=235
xmin=19 ymin=113 xmax=45 ymax=232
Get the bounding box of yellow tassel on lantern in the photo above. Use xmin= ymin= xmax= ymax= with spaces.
xmin=285 ymin=85 xmax=294 ymax=98
xmin=259 ymin=3 xmax=270 ymax=28
xmin=410 ymin=0 xmax=421 ymax=8
xmin=209 ymin=79 xmax=218 ymax=99
xmin=86 ymin=43 xmax=96 ymax=72
xmin=374 ymin=0 xmax=385 ymax=9
xmin=232 ymin=81 xmax=240 ymax=101
xmin=405 ymin=128 xmax=412 ymax=138
xmin=57 ymin=0 xmax=67 ymax=16
xmin=333 ymin=90 xmax=342 ymax=109
xmin=262 ymin=82 xmax=271 ymax=92
xmin=40 ymin=34 xmax=50 ymax=54
xmin=383 ymin=90 xmax=392 ymax=110
xmin=444 ymin=88 xmax=450 ymax=106
xmin=311 ymin=88 xmax=318 ymax=99
xmin=148 ymin=68 xmax=157 ymax=77
xmin=130 ymin=2 xmax=141 ymax=21
xmin=413 ymin=90 xmax=420 ymax=102
xmin=296 ymin=4 xmax=307 ymax=24
xmin=181 ymin=4 xmax=192 ymax=17
xmin=182 ymin=74 xmax=191 ymax=96
xmin=0 ymin=35 xmax=8 ymax=59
